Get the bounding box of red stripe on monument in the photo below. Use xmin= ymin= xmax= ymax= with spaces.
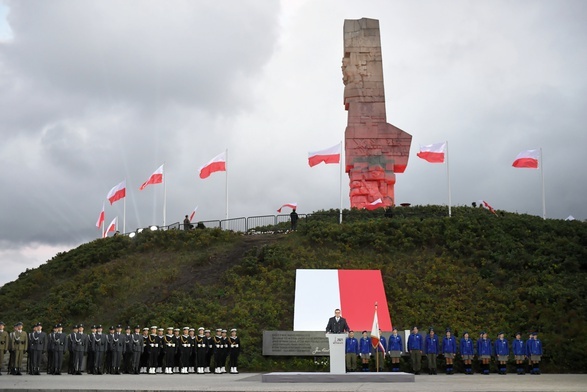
xmin=338 ymin=270 xmax=392 ymax=332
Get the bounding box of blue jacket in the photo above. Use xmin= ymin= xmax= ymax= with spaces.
xmin=388 ymin=334 xmax=402 ymax=352
xmin=359 ymin=336 xmax=371 ymax=355
xmin=528 ymin=338 xmax=543 ymax=355
xmin=525 ymin=339 xmax=533 ymax=356
xmin=442 ymin=336 xmax=457 ymax=354
xmin=375 ymin=336 xmax=386 ymax=353
xmin=407 ymin=333 xmax=423 ymax=351
xmin=477 ymin=338 xmax=493 ymax=356
xmin=460 ymin=338 xmax=475 ymax=355
xmin=494 ymin=338 xmax=509 ymax=356
xmin=345 ymin=337 xmax=359 ymax=355
xmin=512 ymin=338 xmax=525 ymax=356
xmin=424 ymin=334 xmax=439 ymax=354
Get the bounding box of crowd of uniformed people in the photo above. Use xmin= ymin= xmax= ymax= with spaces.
xmin=0 ymin=321 xmax=241 ymax=376
xmin=345 ymin=326 xmax=544 ymax=375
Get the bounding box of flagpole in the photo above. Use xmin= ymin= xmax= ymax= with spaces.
xmin=102 ymin=203 xmax=105 ymax=238
xmin=540 ymin=148 xmax=545 ymax=220
xmin=163 ymin=163 xmax=167 ymax=228
xmin=123 ymin=179 xmax=126 ymax=234
xmin=446 ymin=141 xmax=452 ymax=217
xmin=225 ymin=148 xmax=229 ymax=220
xmin=339 ymin=141 xmax=343 ymax=224
xmin=375 ymin=302 xmax=379 ymax=373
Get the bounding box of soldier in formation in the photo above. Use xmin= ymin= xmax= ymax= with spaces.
xmin=0 ymin=321 xmax=8 ymax=375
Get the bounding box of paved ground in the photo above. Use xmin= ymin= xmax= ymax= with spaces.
xmin=0 ymin=373 xmax=586 ymax=392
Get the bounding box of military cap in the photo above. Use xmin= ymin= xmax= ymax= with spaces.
xmin=167 ymin=327 xmax=173 ymax=330
xmin=189 ymin=328 xmax=195 ymax=331
xmin=198 ymin=327 xmax=204 ymax=331
xmin=53 ymin=324 xmax=59 ymax=329
xmin=109 ymin=326 xmax=115 ymax=330
xmin=204 ymin=329 xmax=210 ymax=333
xmin=73 ymin=324 xmax=79 ymax=329
xmin=35 ymin=322 xmax=42 ymax=327
xmin=158 ymin=328 xmax=164 ymax=331
xmin=0 ymin=321 xmax=4 ymax=325
xmin=221 ymin=329 xmax=227 ymax=333
xmin=116 ymin=324 xmax=122 ymax=328
xmin=216 ymin=328 xmax=222 ymax=332
xmin=56 ymin=323 xmax=62 ymax=328
xmin=446 ymin=328 xmax=451 ymax=333
xmin=91 ymin=325 xmax=97 ymax=329
xmin=97 ymin=324 xmax=102 ymax=329
xmin=183 ymin=327 xmax=189 ymax=330
xmin=79 ymin=323 xmax=84 ymax=327
xmin=15 ymin=322 xmax=23 ymax=327
xmin=124 ymin=326 xmax=130 ymax=330
xmin=150 ymin=325 xmax=157 ymax=329
xmin=135 ymin=325 xmax=140 ymax=329
xmin=231 ymin=328 xmax=237 ymax=332
xmin=143 ymin=327 xmax=149 ymax=331
xmin=174 ymin=328 xmax=180 ymax=331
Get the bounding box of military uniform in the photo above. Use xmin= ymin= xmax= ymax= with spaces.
xmin=139 ymin=328 xmax=150 ymax=373
xmin=8 ymin=322 xmax=28 ymax=375
xmin=105 ymin=327 xmax=115 ymax=374
xmin=123 ymin=327 xmax=132 ymax=374
xmin=66 ymin=326 xmax=78 ymax=374
xmin=173 ymin=328 xmax=181 ymax=373
xmin=162 ymin=328 xmax=177 ymax=374
xmin=212 ymin=329 xmax=223 ymax=374
xmin=70 ymin=324 xmax=88 ymax=375
xmin=178 ymin=327 xmax=191 ymax=373
xmin=87 ymin=326 xmax=97 ymax=374
xmin=187 ymin=328 xmax=196 ymax=373
xmin=27 ymin=326 xmax=35 ymax=374
xmin=129 ymin=326 xmax=144 ymax=374
xmin=220 ymin=330 xmax=229 ymax=373
xmin=49 ymin=324 xmax=67 ymax=375
xmin=146 ymin=327 xmax=160 ymax=374
xmin=0 ymin=321 xmax=8 ymax=375
xmin=156 ymin=328 xmax=165 ymax=373
xmin=109 ymin=325 xmax=125 ymax=374
xmin=92 ymin=326 xmax=107 ymax=374
xmin=195 ymin=328 xmax=207 ymax=374
xmin=29 ymin=322 xmax=47 ymax=375
xmin=204 ymin=329 xmax=213 ymax=373
xmin=228 ymin=329 xmax=240 ymax=374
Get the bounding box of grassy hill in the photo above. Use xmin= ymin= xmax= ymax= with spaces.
xmin=1 ymin=206 xmax=586 ymax=372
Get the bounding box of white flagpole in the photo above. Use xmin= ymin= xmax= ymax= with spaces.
xmin=163 ymin=163 xmax=167 ymax=227
xmin=123 ymin=182 xmax=126 ymax=234
xmin=446 ymin=141 xmax=452 ymax=217
xmin=102 ymin=203 xmax=105 ymax=238
xmin=339 ymin=141 xmax=343 ymax=224
xmin=540 ymin=148 xmax=546 ymax=220
xmin=225 ymin=148 xmax=229 ymax=220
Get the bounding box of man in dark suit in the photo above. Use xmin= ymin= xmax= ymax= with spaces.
xmin=326 ymin=309 xmax=350 ymax=334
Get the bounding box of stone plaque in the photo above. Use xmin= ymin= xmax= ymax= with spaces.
xmin=263 ymin=331 xmax=330 ymax=356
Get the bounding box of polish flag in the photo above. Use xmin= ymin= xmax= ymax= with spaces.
xmin=308 ymin=143 xmax=341 ymax=167
xmin=189 ymin=206 xmax=199 ymax=222
xmin=482 ymin=200 xmax=497 ymax=215
xmin=139 ymin=164 xmax=164 ymax=190
xmin=371 ymin=304 xmax=385 ymax=350
xmin=199 ymin=151 xmax=226 ymax=179
xmin=364 ymin=198 xmax=383 ymax=210
xmin=512 ymin=149 xmax=539 ymax=168
xmin=293 ymin=269 xmax=392 ymax=332
xmin=96 ymin=204 xmax=105 ymax=228
xmin=277 ymin=203 xmax=297 ymax=213
xmin=104 ymin=217 xmax=118 ymax=237
xmin=107 ymin=180 xmax=126 ymax=205
xmin=417 ymin=142 xmax=446 ymax=163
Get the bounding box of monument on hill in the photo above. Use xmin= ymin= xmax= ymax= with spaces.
xmin=342 ymin=18 xmax=412 ymax=209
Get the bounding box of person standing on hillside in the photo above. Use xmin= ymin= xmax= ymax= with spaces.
xmin=290 ymin=208 xmax=299 ymax=231
xmin=326 ymin=309 xmax=350 ymax=334
xmin=345 ymin=330 xmax=359 ymax=372
xmin=387 ymin=327 xmax=403 ymax=372
xmin=424 ymin=328 xmax=439 ymax=375
xmin=495 ymin=332 xmax=509 ymax=374
xmin=460 ymin=331 xmax=475 ymax=375
xmin=442 ymin=328 xmax=457 ymax=375
xmin=183 ymin=215 xmax=192 ymax=230
xmin=512 ymin=332 xmax=526 ymax=375
xmin=358 ymin=330 xmax=371 ymax=372
xmin=407 ymin=326 xmax=423 ymax=375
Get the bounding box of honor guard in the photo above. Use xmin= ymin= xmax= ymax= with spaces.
xmin=46 ymin=325 xmax=57 ymax=374
xmin=204 ymin=329 xmax=213 ymax=373
xmin=87 ymin=325 xmax=97 ymax=374
xmin=173 ymin=328 xmax=181 ymax=373
xmin=220 ymin=329 xmax=229 ymax=373
xmin=178 ymin=327 xmax=191 ymax=373
xmin=187 ymin=328 xmax=196 ymax=373
xmin=146 ymin=326 xmax=159 ymax=374
xmin=123 ymin=326 xmax=132 ymax=373
xmin=163 ymin=327 xmax=177 ymax=374
xmin=387 ymin=328 xmax=403 ymax=373
xmin=8 ymin=322 xmax=28 ymax=375
xmin=27 ymin=324 xmax=35 ymax=374
xmin=93 ymin=325 xmax=107 ymax=374
xmin=30 ymin=322 xmax=47 ymax=375
xmin=140 ymin=327 xmax=150 ymax=374
xmin=212 ymin=328 xmax=223 ymax=374
xmin=156 ymin=327 xmax=165 ymax=373
xmin=109 ymin=324 xmax=125 ymax=374
xmin=71 ymin=324 xmax=88 ymax=375
xmin=105 ymin=326 xmax=115 ymax=374
xmin=374 ymin=329 xmax=386 ymax=372
xmin=228 ymin=329 xmax=240 ymax=374
xmin=67 ymin=325 xmax=78 ymax=374
xmin=130 ymin=325 xmax=144 ymax=374
xmin=50 ymin=324 xmax=66 ymax=375
xmin=0 ymin=321 xmax=7 ymax=375
xmin=195 ymin=327 xmax=206 ymax=374
xmin=442 ymin=328 xmax=457 ymax=375
xmin=495 ymin=332 xmax=509 ymax=374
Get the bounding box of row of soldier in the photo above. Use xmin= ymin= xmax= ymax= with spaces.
xmin=0 ymin=321 xmax=241 ymax=376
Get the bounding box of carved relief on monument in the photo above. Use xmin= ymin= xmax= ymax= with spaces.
xmin=342 ymin=18 xmax=412 ymax=209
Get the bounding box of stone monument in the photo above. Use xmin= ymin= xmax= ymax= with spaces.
xmin=342 ymin=18 xmax=412 ymax=209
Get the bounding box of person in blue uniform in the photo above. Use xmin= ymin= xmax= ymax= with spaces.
xmin=528 ymin=332 xmax=542 ymax=375
xmin=494 ymin=332 xmax=509 ymax=375
xmin=442 ymin=328 xmax=457 ymax=375
xmin=424 ymin=328 xmax=439 ymax=375
xmin=512 ymin=332 xmax=526 ymax=375
xmin=460 ymin=331 xmax=475 ymax=375
xmin=345 ymin=330 xmax=359 ymax=372
xmin=477 ymin=331 xmax=492 ymax=375
xmin=374 ymin=330 xmax=386 ymax=372
xmin=525 ymin=332 xmax=533 ymax=373
xmin=387 ymin=327 xmax=402 ymax=372
xmin=358 ymin=330 xmax=371 ymax=372
xmin=407 ymin=326 xmax=423 ymax=375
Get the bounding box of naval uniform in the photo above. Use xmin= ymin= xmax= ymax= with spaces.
xmin=228 ymin=335 xmax=241 ymax=373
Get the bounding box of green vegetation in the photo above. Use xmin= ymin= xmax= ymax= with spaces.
xmin=1 ymin=206 xmax=586 ymax=372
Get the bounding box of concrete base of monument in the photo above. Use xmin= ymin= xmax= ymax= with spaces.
xmin=261 ymin=371 xmax=415 ymax=383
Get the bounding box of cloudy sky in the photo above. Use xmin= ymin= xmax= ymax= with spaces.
xmin=1 ymin=0 xmax=586 ymax=286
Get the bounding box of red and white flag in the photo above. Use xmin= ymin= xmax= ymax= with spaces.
xmin=199 ymin=151 xmax=226 ymax=179
xmin=277 ymin=203 xmax=297 ymax=213
xmin=512 ymin=149 xmax=539 ymax=168
xmin=96 ymin=204 xmax=105 ymax=228
xmin=104 ymin=216 xmax=118 ymax=237
xmin=107 ymin=180 xmax=126 ymax=205
xmin=364 ymin=198 xmax=383 ymax=210
xmin=370 ymin=304 xmax=385 ymax=351
xmin=139 ymin=164 xmax=164 ymax=190
xmin=308 ymin=143 xmax=341 ymax=167
xmin=417 ymin=142 xmax=446 ymax=163
xmin=189 ymin=206 xmax=199 ymax=222
xmin=482 ymin=200 xmax=497 ymax=215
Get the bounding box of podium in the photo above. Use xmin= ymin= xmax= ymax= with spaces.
xmin=326 ymin=333 xmax=347 ymax=374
